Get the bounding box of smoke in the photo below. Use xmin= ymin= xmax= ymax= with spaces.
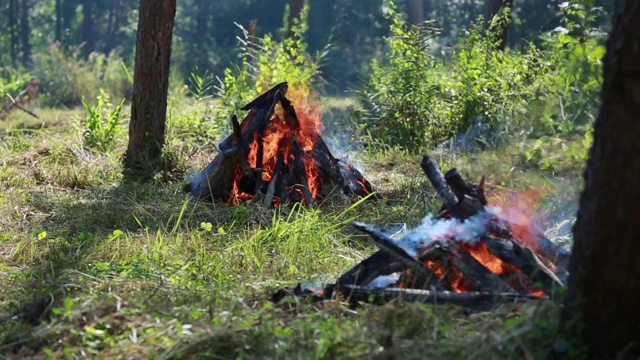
xmin=395 ymin=211 xmax=497 ymax=256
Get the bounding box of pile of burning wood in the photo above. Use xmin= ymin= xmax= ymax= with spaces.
xmin=184 ymin=82 xmax=380 ymax=207
xmin=272 ymin=155 xmax=571 ymax=308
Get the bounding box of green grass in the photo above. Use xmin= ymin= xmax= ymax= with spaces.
xmin=0 ymin=99 xmax=584 ymax=359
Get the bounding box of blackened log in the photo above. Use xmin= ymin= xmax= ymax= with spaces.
xmin=330 ymin=250 xmax=407 ymax=292
xmin=264 ymin=173 xmax=279 ymax=207
xmin=353 ymin=222 xmax=434 ymax=280
xmin=280 ymin=91 xmax=301 ymax=129
xmin=483 ymin=235 xmax=565 ymax=294
xmin=339 ymin=285 xmax=542 ymax=308
xmin=292 ymin=138 xmax=315 ymax=206
xmin=217 ymin=83 xmax=285 ymax=153
xmin=421 ymin=155 xmax=459 ymax=208
xmin=240 ymin=82 xmax=288 ymax=111
xmin=449 ymin=245 xmax=516 ymax=293
xmin=184 ymin=148 xmax=239 ymax=202
xmin=231 ymin=114 xmax=253 ymax=178
xmin=445 ymin=169 xmax=487 ymax=206
xmin=421 ymin=155 xmax=484 ymax=217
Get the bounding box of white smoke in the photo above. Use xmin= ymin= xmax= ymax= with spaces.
xmin=394 ymin=210 xmax=498 ymax=257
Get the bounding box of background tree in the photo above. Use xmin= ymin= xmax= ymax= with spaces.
xmin=563 ymin=0 xmax=640 ymax=358
xmin=485 ymin=0 xmax=513 ymax=50
xmin=20 ymin=0 xmax=31 ymax=64
xmin=407 ymin=0 xmax=424 ymax=26
xmin=123 ymin=0 xmax=177 ymax=179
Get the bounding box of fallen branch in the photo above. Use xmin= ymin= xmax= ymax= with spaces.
xmin=339 ymin=285 xmax=544 ymax=307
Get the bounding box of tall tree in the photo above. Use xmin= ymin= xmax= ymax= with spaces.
xmin=55 ymin=0 xmax=62 ymax=42
xmin=20 ymin=0 xmax=30 ymax=64
xmin=562 ymin=0 xmax=640 ymax=358
xmin=484 ymin=0 xmax=513 ymax=51
xmin=286 ymin=0 xmax=305 ymax=39
xmin=9 ymin=0 xmax=18 ymax=66
xmin=80 ymin=0 xmax=95 ymax=55
xmin=407 ymin=0 xmax=424 ymax=26
xmin=124 ymin=0 xmax=177 ymax=179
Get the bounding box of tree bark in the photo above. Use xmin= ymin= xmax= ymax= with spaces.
xmin=563 ymin=1 xmax=640 ymax=358
xmin=80 ymin=0 xmax=94 ymax=56
xmin=286 ymin=0 xmax=305 ymax=39
xmin=20 ymin=0 xmax=30 ymax=65
xmin=407 ymin=0 xmax=424 ymax=26
xmin=484 ymin=0 xmax=513 ymax=51
xmin=55 ymin=0 xmax=62 ymax=42
xmin=123 ymin=0 xmax=176 ymax=180
xmin=9 ymin=0 xmax=18 ymax=66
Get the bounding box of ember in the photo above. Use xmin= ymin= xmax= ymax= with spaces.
xmin=185 ymin=82 xmax=381 ymax=206
xmin=272 ymin=155 xmax=571 ymax=308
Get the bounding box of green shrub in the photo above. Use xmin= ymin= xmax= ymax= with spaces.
xmin=0 ymin=70 xmax=32 ymax=100
xmin=169 ymin=4 xmax=323 ymax=147
xmin=214 ymin=3 xmax=322 ymax=121
xmin=355 ymin=0 xmax=604 ymax=154
xmin=32 ymin=44 xmax=131 ymax=107
xmin=355 ymin=2 xmax=444 ymax=153
xmin=76 ymin=90 xmax=126 ymax=152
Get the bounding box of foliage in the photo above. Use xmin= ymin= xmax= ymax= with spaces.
xmin=0 ymin=71 xmax=31 ymax=100
xmin=76 ymin=90 xmax=126 ymax=152
xmin=355 ymin=2 xmax=443 ymax=152
xmin=171 ymin=2 xmax=321 ymax=143
xmin=212 ymin=4 xmax=321 ymax=129
xmin=355 ymin=0 xmax=605 ymax=157
xmin=31 ymin=44 xmax=131 ymax=107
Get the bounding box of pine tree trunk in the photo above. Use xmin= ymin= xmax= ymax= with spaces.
xmin=81 ymin=0 xmax=94 ymax=56
xmin=563 ymin=1 xmax=640 ymax=358
xmin=286 ymin=0 xmax=304 ymax=39
xmin=9 ymin=0 xmax=18 ymax=66
xmin=20 ymin=0 xmax=30 ymax=65
xmin=55 ymin=0 xmax=62 ymax=42
xmin=123 ymin=0 xmax=176 ymax=180
xmin=407 ymin=0 xmax=424 ymax=26
xmin=484 ymin=0 xmax=513 ymax=51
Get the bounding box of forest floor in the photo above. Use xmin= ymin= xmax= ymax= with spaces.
xmin=0 ymin=102 xmax=583 ymax=359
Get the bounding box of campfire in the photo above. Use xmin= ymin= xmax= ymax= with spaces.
xmin=273 ymin=155 xmax=571 ymax=308
xmin=184 ymin=82 xmax=380 ymax=207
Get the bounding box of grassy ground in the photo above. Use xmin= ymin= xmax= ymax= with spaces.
xmin=0 ymin=100 xmax=583 ymax=359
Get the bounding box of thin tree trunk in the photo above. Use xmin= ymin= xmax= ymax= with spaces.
xmin=55 ymin=0 xmax=62 ymax=42
xmin=104 ymin=0 xmax=119 ymax=54
xmin=286 ymin=0 xmax=304 ymax=39
xmin=81 ymin=0 xmax=94 ymax=55
xmin=61 ymin=0 xmax=75 ymax=45
xmin=195 ymin=0 xmax=210 ymax=38
xmin=407 ymin=0 xmax=424 ymax=26
xmin=563 ymin=1 xmax=640 ymax=358
xmin=20 ymin=0 xmax=30 ymax=65
xmin=484 ymin=0 xmax=513 ymax=51
xmin=9 ymin=0 xmax=18 ymax=66
xmin=124 ymin=0 xmax=177 ymax=179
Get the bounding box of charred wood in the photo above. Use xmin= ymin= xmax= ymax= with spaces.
xmin=482 ymin=235 xmax=564 ymax=295
xmin=338 ymin=285 xmax=543 ymax=308
xmin=353 ymin=222 xmax=434 ymax=280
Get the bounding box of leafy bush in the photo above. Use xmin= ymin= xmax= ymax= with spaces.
xmin=214 ymin=4 xmax=322 ymax=121
xmin=32 ymin=44 xmax=131 ymax=107
xmin=0 ymin=70 xmax=32 ymax=100
xmin=355 ymin=0 xmax=605 ymax=154
xmin=76 ymin=90 xmax=126 ymax=152
xmin=169 ymin=4 xmax=323 ymax=147
xmin=355 ymin=2 xmax=444 ymax=152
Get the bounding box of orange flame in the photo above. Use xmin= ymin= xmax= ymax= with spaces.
xmin=487 ymin=185 xmax=549 ymax=251
xmin=228 ymin=85 xmax=325 ymax=204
